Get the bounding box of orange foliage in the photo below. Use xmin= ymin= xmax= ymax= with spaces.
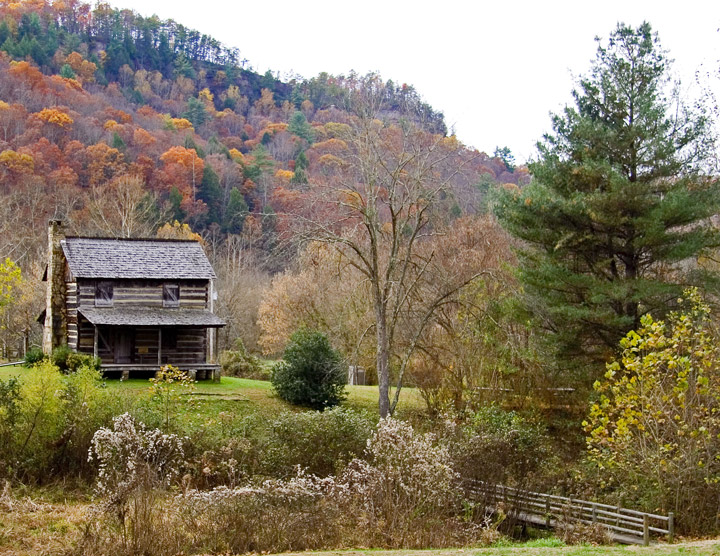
xmin=8 ymin=61 xmax=46 ymax=90
xmin=137 ymin=105 xmax=158 ymax=119
xmin=64 ymin=51 xmax=96 ymax=83
xmin=132 ymin=127 xmax=156 ymax=148
xmin=85 ymin=143 xmax=126 ymax=186
xmin=158 ymin=146 xmax=204 ymax=198
xmin=254 ymin=88 xmax=276 ymax=116
xmin=48 ymin=166 xmax=78 ymax=188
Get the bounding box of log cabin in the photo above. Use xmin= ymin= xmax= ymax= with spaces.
xmin=41 ymin=220 xmax=225 ymax=379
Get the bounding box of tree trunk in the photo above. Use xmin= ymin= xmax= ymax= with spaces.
xmin=375 ymin=299 xmax=390 ymax=418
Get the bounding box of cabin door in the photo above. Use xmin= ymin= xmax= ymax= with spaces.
xmin=114 ymin=329 xmax=134 ymax=364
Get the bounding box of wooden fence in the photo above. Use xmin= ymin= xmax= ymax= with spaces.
xmin=0 ymin=361 xmax=24 ymax=368
xmin=466 ymin=480 xmax=674 ymax=546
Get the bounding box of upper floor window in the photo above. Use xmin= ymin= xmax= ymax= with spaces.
xmin=163 ymin=284 xmax=180 ymax=308
xmin=95 ymin=282 xmax=113 ymax=307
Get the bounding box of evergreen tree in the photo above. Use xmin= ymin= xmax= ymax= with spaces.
xmin=59 ymin=63 xmax=76 ymax=79
xmin=291 ymin=150 xmax=309 ymax=185
xmin=494 ymin=23 xmax=720 ymax=375
xmin=198 ymin=165 xmax=222 ymax=224
xmin=183 ymin=96 xmax=207 ymax=127
xmin=111 ymin=131 xmax=126 ymax=152
xmin=288 ymin=110 xmax=315 ymax=144
xmin=168 ymin=186 xmax=185 ymax=222
xmin=493 ymin=146 xmax=515 ymax=172
xmin=222 ymin=187 xmax=248 ymax=234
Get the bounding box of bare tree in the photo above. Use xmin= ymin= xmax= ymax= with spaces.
xmin=298 ymin=76 xmax=499 ymax=417
xmin=87 ymin=174 xmax=164 ymax=238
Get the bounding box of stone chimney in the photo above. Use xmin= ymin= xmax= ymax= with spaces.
xmin=42 ymin=220 xmax=67 ymax=354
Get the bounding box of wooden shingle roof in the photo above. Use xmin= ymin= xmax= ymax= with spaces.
xmin=61 ymin=237 xmax=216 ymax=280
xmin=79 ymin=307 xmax=225 ymax=327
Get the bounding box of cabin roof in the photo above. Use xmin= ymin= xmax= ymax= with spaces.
xmin=61 ymin=237 xmax=216 ymax=280
xmin=78 ymin=307 xmax=225 ymax=327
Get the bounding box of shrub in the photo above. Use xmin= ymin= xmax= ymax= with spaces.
xmin=50 ymin=344 xmax=101 ymax=373
xmin=0 ymin=362 xmax=124 ymax=481
xmin=441 ymin=406 xmax=550 ymax=487
xmin=50 ymin=344 xmax=73 ymax=371
xmin=220 ymin=338 xmax=266 ymax=379
xmin=261 ymin=407 xmax=374 ymax=477
xmin=145 ymin=364 xmax=196 ymax=432
xmin=271 ymin=328 xmax=347 ymax=410
xmin=338 ymin=418 xmax=471 ymax=548
xmin=584 ymin=289 xmax=720 ymax=534
xmin=87 ymin=413 xmax=186 ymax=555
xmin=24 ymin=347 xmax=45 ymax=366
xmin=0 ymin=377 xmax=21 ymax=474
xmin=176 ymin=472 xmax=340 ymax=554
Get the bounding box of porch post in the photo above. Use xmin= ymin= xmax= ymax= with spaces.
xmin=157 ymin=328 xmax=162 ymax=367
xmin=208 ymin=279 xmax=216 ymax=364
xmin=93 ymin=325 xmax=98 ymax=359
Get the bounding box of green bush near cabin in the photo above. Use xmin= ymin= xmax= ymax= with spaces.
xmin=271 ymin=328 xmax=347 ymax=411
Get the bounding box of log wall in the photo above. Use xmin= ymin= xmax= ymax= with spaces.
xmin=76 ymin=279 xmax=208 ymax=309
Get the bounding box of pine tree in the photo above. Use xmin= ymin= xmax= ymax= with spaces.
xmin=495 ymin=22 xmax=720 ymax=374
xmin=199 ymin=165 xmax=222 ymax=224
xmin=288 ymin=111 xmax=315 ymax=144
xmin=222 ymin=187 xmax=248 ymax=234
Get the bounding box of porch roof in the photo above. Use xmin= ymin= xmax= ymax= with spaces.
xmin=78 ymin=307 xmax=226 ymax=328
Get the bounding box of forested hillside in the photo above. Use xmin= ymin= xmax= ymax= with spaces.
xmin=0 ymin=0 xmax=525 ymax=358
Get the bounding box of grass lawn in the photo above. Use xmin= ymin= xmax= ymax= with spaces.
xmin=0 ymin=364 xmax=425 ymax=419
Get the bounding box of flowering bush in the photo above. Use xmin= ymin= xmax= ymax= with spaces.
xmin=177 ymin=470 xmax=340 ymax=553
xmin=338 ymin=418 xmax=466 ymax=547
xmin=89 ymin=413 xmax=184 ymax=511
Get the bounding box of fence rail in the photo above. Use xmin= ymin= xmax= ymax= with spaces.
xmin=466 ymin=481 xmax=673 ymax=546
xmin=0 ymin=361 xmax=23 ymax=368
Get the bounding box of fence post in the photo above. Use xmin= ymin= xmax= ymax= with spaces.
xmin=592 ymin=503 xmax=597 ymax=523
xmin=643 ymin=514 xmax=650 ymax=546
xmin=546 ymin=497 xmax=551 ymax=528
xmin=668 ymin=512 xmax=674 ymax=543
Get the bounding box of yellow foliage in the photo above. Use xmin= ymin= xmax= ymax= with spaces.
xmin=317 ymin=154 xmax=345 ymax=168
xmin=324 ymin=122 xmax=351 ymax=138
xmin=103 ymin=119 xmax=119 ymax=130
xmin=275 ymin=169 xmax=294 ymax=182
xmin=35 ymin=108 xmax=73 ymax=128
xmin=156 ymin=221 xmax=203 ymax=243
xmin=198 ymin=87 xmax=214 ymax=104
xmin=313 ymin=138 xmax=348 ymax=152
xmin=228 ymin=148 xmax=244 ymax=163
xmin=441 ymin=135 xmax=460 ymax=150
xmin=171 ymin=118 xmax=194 ymax=131
xmin=0 ymin=149 xmax=34 ymax=174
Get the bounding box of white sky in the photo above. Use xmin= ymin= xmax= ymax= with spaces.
xmin=110 ymin=0 xmax=720 ymax=164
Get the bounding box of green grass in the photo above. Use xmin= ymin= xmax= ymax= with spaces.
xmin=0 ymin=364 xmax=425 ymax=419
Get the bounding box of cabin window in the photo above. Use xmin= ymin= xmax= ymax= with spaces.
xmin=95 ymin=282 xmax=113 ymax=307
xmin=163 ymin=284 xmax=180 ymax=307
